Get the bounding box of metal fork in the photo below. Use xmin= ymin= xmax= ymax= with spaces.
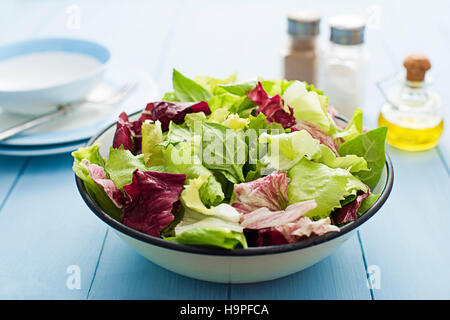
xmin=0 ymin=82 xmax=137 ymax=142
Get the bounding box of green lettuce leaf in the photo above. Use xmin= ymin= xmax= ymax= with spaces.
xmin=72 ymin=144 xmax=122 ymax=220
xmin=166 ymin=176 xmax=246 ymax=249
xmin=338 ymin=126 xmax=388 ymax=189
xmin=161 ymin=91 xmax=179 ymax=102
xmin=194 ymin=73 xmax=237 ymax=95
xmin=260 ymin=78 xmax=294 ymax=96
xmin=142 ymin=120 xmax=164 ymax=167
xmin=105 ymin=146 xmax=148 ymax=189
xmin=172 ymin=69 xmax=212 ymax=102
xmin=165 ymin=218 xmax=247 ymax=249
xmin=283 ymin=80 xmax=332 ymax=132
xmin=222 ymin=114 xmax=249 ymax=131
xmin=333 ymin=108 xmax=364 ymax=142
xmin=164 ymin=140 xmax=224 ymax=207
xmin=259 ymin=130 xmax=321 ymax=171
xmin=218 ymin=81 xmax=257 ymax=96
xmin=184 ymin=112 xmax=207 ymax=130
xmin=314 ymin=144 xmax=369 ymax=173
xmin=358 ymin=193 xmax=380 ymax=215
xmin=288 ymin=158 xmax=368 ymax=220
xmin=158 ymin=121 xmax=192 ymax=147
xmin=201 ymin=122 xmax=247 ymax=183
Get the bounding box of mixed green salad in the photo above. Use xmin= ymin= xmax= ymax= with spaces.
xmin=73 ymin=69 xmax=388 ymax=249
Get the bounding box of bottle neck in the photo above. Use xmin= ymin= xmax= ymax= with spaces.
xmin=288 ymin=36 xmax=317 ymax=51
xmin=399 ymin=81 xmax=429 ymax=107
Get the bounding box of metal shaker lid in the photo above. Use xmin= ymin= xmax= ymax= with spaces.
xmin=329 ymin=15 xmax=366 ymax=45
xmin=287 ymin=10 xmax=321 ymax=38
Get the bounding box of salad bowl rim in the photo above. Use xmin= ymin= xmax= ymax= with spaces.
xmin=75 ymin=111 xmax=394 ymax=257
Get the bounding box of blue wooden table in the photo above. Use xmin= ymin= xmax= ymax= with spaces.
xmin=0 ymin=0 xmax=449 ymax=300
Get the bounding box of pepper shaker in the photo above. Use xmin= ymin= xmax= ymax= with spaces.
xmin=283 ymin=10 xmax=321 ymax=86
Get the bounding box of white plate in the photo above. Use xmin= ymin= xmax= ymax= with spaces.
xmin=0 ymin=139 xmax=87 ymax=156
xmin=0 ymin=65 xmax=158 ymax=146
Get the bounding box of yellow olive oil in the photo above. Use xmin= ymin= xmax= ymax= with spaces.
xmin=378 ymin=111 xmax=444 ymax=151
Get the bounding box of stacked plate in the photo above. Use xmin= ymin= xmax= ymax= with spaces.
xmin=0 ymin=38 xmax=158 ymax=156
xmin=0 ymin=70 xmax=158 ymax=156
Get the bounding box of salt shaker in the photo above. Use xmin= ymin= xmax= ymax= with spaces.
xmin=283 ymin=10 xmax=321 ymax=86
xmin=319 ymin=15 xmax=368 ymax=119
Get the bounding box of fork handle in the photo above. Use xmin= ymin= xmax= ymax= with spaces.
xmin=0 ymin=104 xmax=74 ymax=142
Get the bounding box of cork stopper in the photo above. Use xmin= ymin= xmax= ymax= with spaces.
xmin=403 ymin=54 xmax=431 ymax=82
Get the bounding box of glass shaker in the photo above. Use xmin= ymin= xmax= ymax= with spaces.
xmin=319 ymin=15 xmax=368 ymax=119
xmin=283 ymin=10 xmax=320 ymax=86
xmin=377 ymin=54 xmax=443 ymax=151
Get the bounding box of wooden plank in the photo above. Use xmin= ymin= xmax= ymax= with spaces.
xmin=230 ymin=236 xmax=371 ymax=300
xmin=359 ymin=147 xmax=450 ymax=299
xmin=0 ymin=156 xmax=28 ymax=210
xmin=357 ymin=0 xmax=450 ymax=299
xmin=87 ymin=230 xmax=227 ymax=300
xmin=73 ymin=0 xmax=225 ymax=300
xmin=156 ymin=0 xmax=373 ymax=299
xmin=0 ymin=0 xmax=190 ymax=299
xmin=0 ymin=154 xmax=107 ymax=299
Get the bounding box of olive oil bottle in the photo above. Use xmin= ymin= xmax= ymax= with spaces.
xmin=377 ymin=54 xmax=443 ymax=151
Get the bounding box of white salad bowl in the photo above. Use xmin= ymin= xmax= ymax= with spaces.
xmin=0 ymin=38 xmax=110 ymax=115
xmin=75 ymin=113 xmax=393 ymax=284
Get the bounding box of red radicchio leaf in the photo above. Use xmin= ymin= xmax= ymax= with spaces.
xmin=244 ymin=228 xmax=289 ymax=247
xmin=145 ymin=101 xmax=211 ymax=132
xmin=275 ymin=217 xmax=339 ymax=243
xmin=112 ymin=110 xmax=152 ymax=155
xmin=83 ymin=160 xmax=126 ymax=208
xmin=292 ymin=120 xmax=340 ymax=156
xmin=247 ymin=82 xmax=296 ymax=129
xmin=121 ymin=170 xmax=186 ymax=237
xmin=232 ymin=170 xmax=289 ymax=214
xmin=240 ymin=200 xmax=317 ymax=229
xmin=332 ymin=190 xmax=370 ymax=225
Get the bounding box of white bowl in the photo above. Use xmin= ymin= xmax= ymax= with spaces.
xmin=75 ymin=113 xmax=393 ymax=283
xmin=0 ymin=38 xmax=110 ymax=115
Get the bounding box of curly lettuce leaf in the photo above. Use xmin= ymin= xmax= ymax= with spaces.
xmin=283 ymin=80 xmax=332 ymax=132
xmin=164 ymin=141 xmax=224 ymax=207
xmin=168 ymin=177 xmax=246 ymax=249
xmin=232 ymin=170 xmax=289 ymax=213
xmin=104 ymin=146 xmax=149 ymax=189
xmin=72 ymin=144 xmax=122 ymax=220
xmin=194 ymin=73 xmax=237 ymax=95
xmin=314 ymin=144 xmax=369 ymax=173
xmin=222 ymin=114 xmax=249 ymax=130
xmin=259 ymin=130 xmax=321 ymax=171
xmin=333 ymin=108 xmax=364 ymax=142
xmin=165 ymin=213 xmax=247 ymax=249
xmin=158 ymin=121 xmax=192 ymax=147
xmin=142 ymin=120 xmax=164 ymax=167
xmin=288 ymin=158 xmax=368 ymax=220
